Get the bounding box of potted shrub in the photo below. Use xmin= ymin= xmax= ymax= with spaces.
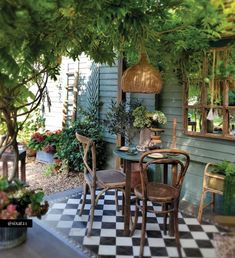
xmin=106 ymin=101 xmax=139 ymax=146
xmin=132 ymin=105 xmax=167 ymax=147
xmin=28 ymin=130 xmax=62 ymax=163
xmin=209 ymin=161 xmax=235 ymax=214
xmin=56 ymin=117 xmax=105 ymax=172
xmin=0 ymin=177 xmax=48 ymax=249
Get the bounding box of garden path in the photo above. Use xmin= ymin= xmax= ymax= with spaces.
xmin=26 ymin=157 xmax=84 ymax=195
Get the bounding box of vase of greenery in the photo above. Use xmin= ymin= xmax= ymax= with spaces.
xmin=132 ymin=105 xmax=167 ymax=147
xmin=106 ymin=101 xmax=139 ymax=147
xmin=209 ymin=161 xmax=235 ymax=214
xmin=132 ymin=105 xmax=152 ymax=147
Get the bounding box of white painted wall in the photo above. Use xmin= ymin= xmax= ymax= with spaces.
xmin=43 ymin=57 xmax=79 ymax=130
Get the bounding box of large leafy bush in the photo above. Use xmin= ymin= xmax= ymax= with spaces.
xmin=57 ymin=112 xmax=105 ymax=172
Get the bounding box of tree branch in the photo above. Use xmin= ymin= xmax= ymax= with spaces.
xmin=17 ymin=74 xmax=49 ymax=118
xmin=157 ymin=25 xmax=189 ymax=36
xmin=18 ymin=63 xmax=58 ymax=87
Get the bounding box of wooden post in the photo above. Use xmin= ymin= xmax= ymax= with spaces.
xmin=116 ymin=55 xmax=125 ymax=169
xmin=62 ymin=76 xmax=69 ymax=128
xmin=72 ymin=72 xmax=79 ymax=122
xmin=171 ymin=118 xmax=177 ymax=149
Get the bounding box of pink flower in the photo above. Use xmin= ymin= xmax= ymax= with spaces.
xmin=32 ymin=132 xmax=45 ymax=143
xmin=25 ymin=204 xmax=33 ymax=216
xmin=45 ymin=130 xmax=53 ymax=136
xmin=7 ymin=204 xmax=16 ymax=213
xmin=0 ymin=204 xmax=18 ymax=219
xmin=43 ymin=144 xmax=55 ymax=153
xmin=0 ymin=191 xmax=9 ymax=209
xmin=55 ymin=130 xmax=62 ymax=135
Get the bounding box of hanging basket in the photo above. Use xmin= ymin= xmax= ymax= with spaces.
xmin=121 ymin=53 xmax=162 ymax=93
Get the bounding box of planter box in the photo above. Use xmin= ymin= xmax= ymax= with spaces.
xmin=207 ymin=172 xmax=225 ymax=192
xmin=36 ymin=151 xmax=54 ymax=164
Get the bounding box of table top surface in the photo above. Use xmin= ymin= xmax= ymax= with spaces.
xmin=113 ymin=148 xmax=171 ymax=162
xmin=113 ymin=147 xmax=184 ymax=163
xmin=113 ymin=148 xmax=143 ymax=162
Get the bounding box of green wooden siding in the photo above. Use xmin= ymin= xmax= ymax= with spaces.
xmin=99 ymin=62 xmax=119 ymax=143
xmin=73 ymin=57 xmax=235 ymax=208
xmin=160 ymin=72 xmax=235 ymax=205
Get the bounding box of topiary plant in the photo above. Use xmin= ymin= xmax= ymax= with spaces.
xmin=212 ymin=160 xmax=235 ymax=214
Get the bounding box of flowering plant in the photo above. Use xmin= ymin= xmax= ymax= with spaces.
xmin=28 ymin=130 xmax=62 ymax=153
xmin=147 ymin=111 xmax=167 ymax=126
xmin=0 ymin=177 xmax=48 ymax=219
xmin=132 ymin=106 xmax=167 ymax=129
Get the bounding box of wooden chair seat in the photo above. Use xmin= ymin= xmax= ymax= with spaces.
xmin=97 ymin=169 xmax=126 ymax=187
xmin=134 ymin=182 xmax=179 ymax=202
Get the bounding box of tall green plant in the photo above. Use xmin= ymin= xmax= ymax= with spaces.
xmin=106 ymin=100 xmax=141 ymax=145
xmin=57 ymin=110 xmax=105 ymax=172
xmin=212 ymin=160 xmax=235 ymax=214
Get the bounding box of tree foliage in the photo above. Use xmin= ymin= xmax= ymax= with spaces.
xmin=0 ymin=0 xmax=232 ymax=179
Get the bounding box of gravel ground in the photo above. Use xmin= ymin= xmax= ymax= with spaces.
xmin=26 ymin=157 xmax=84 ymax=195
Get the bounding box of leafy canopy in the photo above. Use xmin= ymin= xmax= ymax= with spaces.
xmin=0 ymin=0 xmax=232 ymax=177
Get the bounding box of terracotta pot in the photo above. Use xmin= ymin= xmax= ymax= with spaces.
xmin=26 ymin=148 xmax=36 ymax=157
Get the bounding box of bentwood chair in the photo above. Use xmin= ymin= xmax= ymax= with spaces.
xmin=131 ymin=149 xmax=190 ymax=258
xmin=75 ymin=133 xmax=126 ymax=236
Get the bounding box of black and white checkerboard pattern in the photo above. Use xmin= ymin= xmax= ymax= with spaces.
xmin=41 ymin=190 xmax=224 ymax=258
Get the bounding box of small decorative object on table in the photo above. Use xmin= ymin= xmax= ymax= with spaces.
xmin=132 ymin=105 xmax=167 ymax=150
xmin=0 ymin=177 xmax=49 ymax=249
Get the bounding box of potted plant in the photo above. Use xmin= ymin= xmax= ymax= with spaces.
xmin=106 ymin=101 xmax=139 ymax=146
xmin=0 ymin=177 xmax=49 ymax=249
xmin=132 ymin=105 xmax=167 ymax=147
xmin=132 ymin=106 xmax=167 ymax=129
xmin=209 ymin=160 xmax=235 ymax=214
xmin=28 ymin=130 xmax=62 ymax=163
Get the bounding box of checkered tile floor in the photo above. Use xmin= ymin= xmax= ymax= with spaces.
xmin=41 ymin=190 xmax=226 ymax=258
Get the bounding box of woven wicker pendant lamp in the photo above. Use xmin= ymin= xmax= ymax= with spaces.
xmin=121 ymin=52 xmax=162 ymax=93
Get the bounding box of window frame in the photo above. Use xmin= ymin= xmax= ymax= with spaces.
xmin=183 ymin=46 xmax=235 ymax=141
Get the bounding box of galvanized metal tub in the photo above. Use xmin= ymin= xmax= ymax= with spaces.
xmin=0 ymin=227 xmax=27 ymax=250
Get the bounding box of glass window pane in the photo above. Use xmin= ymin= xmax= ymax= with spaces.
xmin=229 ymin=88 xmax=235 ymax=106
xmin=229 ymin=110 xmax=235 ymax=136
xmin=188 ymin=109 xmax=202 ymax=133
xmin=207 ymin=80 xmax=223 ymax=106
xmin=206 ymin=108 xmax=223 ymax=134
xmin=188 ymin=82 xmax=201 ymax=105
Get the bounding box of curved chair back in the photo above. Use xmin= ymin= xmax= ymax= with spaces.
xmin=139 ymin=149 xmax=190 ymax=197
